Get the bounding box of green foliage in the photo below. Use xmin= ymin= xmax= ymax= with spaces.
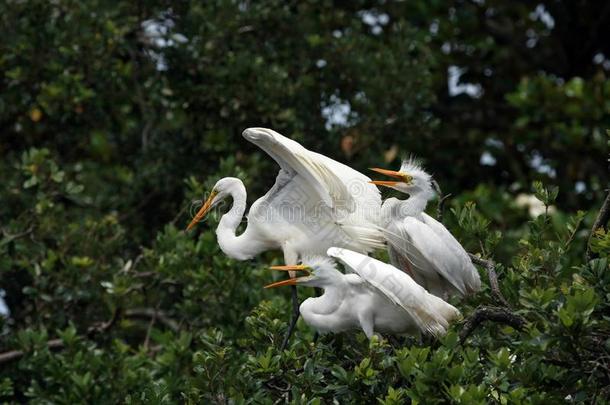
xmin=1 ymin=0 xmax=609 ymax=403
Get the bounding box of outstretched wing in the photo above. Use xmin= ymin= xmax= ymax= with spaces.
xmin=243 ymin=127 xmax=380 ymax=213
xmin=327 ymin=247 xmax=460 ymax=336
xmin=383 ymin=217 xmax=471 ymax=296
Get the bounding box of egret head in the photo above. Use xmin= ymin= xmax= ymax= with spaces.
xmin=264 ymin=256 xmax=342 ymax=289
xmin=186 ymin=177 xmax=243 ymax=231
xmin=369 ymin=157 xmax=437 ymax=196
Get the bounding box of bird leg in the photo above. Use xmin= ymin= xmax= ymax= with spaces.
xmin=280 ymin=285 xmax=300 ymax=351
xmin=280 ymin=246 xmax=300 ymax=351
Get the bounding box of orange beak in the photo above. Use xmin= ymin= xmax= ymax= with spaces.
xmin=369 ymin=180 xmax=399 ymax=187
xmin=264 ymin=278 xmax=299 ymax=289
xmin=369 ymin=167 xmax=405 ymax=179
xmin=369 ymin=168 xmax=413 ymax=188
xmin=264 ymin=265 xmax=310 ymax=289
xmin=186 ymin=190 xmax=218 ymax=231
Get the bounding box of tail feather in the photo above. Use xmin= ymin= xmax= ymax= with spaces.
xmin=415 ymin=295 xmax=461 ymax=337
xmin=338 ymin=220 xmax=386 ymax=252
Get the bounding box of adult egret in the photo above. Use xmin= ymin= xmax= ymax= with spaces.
xmin=265 ymin=247 xmax=461 ymax=338
xmin=368 ymin=158 xmax=480 ymax=298
xmin=186 ymin=127 xmax=382 ymax=347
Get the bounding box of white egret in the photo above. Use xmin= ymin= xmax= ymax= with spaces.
xmin=265 ymin=247 xmax=461 ymax=338
xmin=186 ymin=127 xmax=382 ymax=347
xmin=368 ymin=158 xmax=481 ymax=298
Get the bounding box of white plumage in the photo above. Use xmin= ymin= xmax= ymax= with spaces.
xmin=368 ymin=158 xmax=481 ymax=298
xmin=186 ymin=127 xmax=382 ymax=263
xmin=266 ymin=247 xmax=461 ymax=338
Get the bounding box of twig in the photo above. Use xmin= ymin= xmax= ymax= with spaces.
xmin=436 ymin=193 xmax=452 ymax=222
xmin=0 ymin=308 xmax=179 ymax=365
xmin=430 ymin=179 xmax=451 ymax=222
xmin=143 ymin=310 xmax=157 ymax=350
xmin=468 ymin=254 xmax=511 ymax=309
xmin=125 ymin=308 xmax=179 ymax=332
xmin=586 ymin=189 xmax=610 ymax=261
xmin=0 ymin=226 xmax=34 ymax=247
xmin=170 ymin=203 xmax=190 ymax=227
xmin=459 ymin=306 xmax=526 ymax=343
xmin=86 ymin=307 xmax=121 ymax=337
xmin=0 ymin=309 xmax=118 ymax=366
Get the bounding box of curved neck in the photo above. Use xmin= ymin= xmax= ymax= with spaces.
xmin=306 ymin=281 xmax=346 ymax=315
xmin=216 ymin=181 xmax=267 ymax=260
xmin=382 ymin=188 xmax=435 ymax=222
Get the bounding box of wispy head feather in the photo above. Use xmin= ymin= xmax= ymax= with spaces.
xmin=301 ymin=255 xmax=338 ymax=272
xmin=399 ymin=155 xmax=432 ymax=184
xmin=399 ymin=154 xmax=424 ymax=173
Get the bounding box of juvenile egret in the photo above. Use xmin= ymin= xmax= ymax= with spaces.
xmin=265 ymin=247 xmax=461 ymax=338
xmin=186 ymin=127 xmax=382 ymax=347
xmin=368 ymin=158 xmax=480 ymax=298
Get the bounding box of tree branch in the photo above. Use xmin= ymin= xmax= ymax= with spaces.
xmin=0 ymin=226 xmax=34 ymax=247
xmin=125 ymin=308 xmax=179 ymax=332
xmin=0 ymin=308 xmax=179 ymax=365
xmin=459 ymin=306 xmax=526 ymax=343
xmin=437 ymin=193 xmax=452 ymax=222
xmin=468 ymin=254 xmax=511 ymax=308
xmin=586 ymin=189 xmax=610 ymax=261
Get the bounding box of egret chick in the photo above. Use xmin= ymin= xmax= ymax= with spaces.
xmin=265 ymin=247 xmax=461 ymax=339
xmin=369 ymin=158 xmax=481 ymax=298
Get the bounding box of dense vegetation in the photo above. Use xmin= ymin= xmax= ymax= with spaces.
xmin=1 ymin=1 xmax=609 ymax=403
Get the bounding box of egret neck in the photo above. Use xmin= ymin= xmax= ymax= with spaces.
xmin=382 ymin=186 xmax=435 ymax=225
xmin=300 ymin=267 xmax=347 ymax=316
xmin=215 ymin=179 xmax=269 ymax=260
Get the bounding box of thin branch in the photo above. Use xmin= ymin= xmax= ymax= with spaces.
xmin=586 ymin=189 xmax=610 ymax=261
xmin=0 ymin=308 xmax=179 ymax=365
xmin=430 ymin=180 xmax=452 ymax=222
xmin=170 ymin=203 xmax=189 ymax=227
xmin=437 ymin=194 xmax=452 ymax=222
xmin=0 ymin=226 xmax=34 ymax=247
xmin=86 ymin=307 xmax=121 ymax=337
xmin=468 ymin=254 xmax=511 ymax=308
xmin=459 ymin=306 xmax=526 ymax=343
xmin=125 ymin=308 xmax=179 ymax=332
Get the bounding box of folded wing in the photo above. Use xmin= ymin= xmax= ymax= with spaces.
xmin=327 ymin=247 xmax=461 ymax=336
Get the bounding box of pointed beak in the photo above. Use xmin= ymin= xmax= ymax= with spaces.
xmin=186 ymin=190 xmax=218 ymax=231
xmin=369 ymin=167 xmax=413 ymax=185
xmin=264 ymin=265 xmax=311 ymax=288
xmin=264 ymin=278 xmax=299 ymax=289
xmin=369 ymin=167 xmax=404 ymax=178
xmin=369 ymin=180 xmax=399 ymax=188
xmin=269 ymin=265 xmax=310 ymax=274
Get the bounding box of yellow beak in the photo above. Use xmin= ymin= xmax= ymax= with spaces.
xmin=264 ymin=265 xmax=311 ymax=289
xmin=369 ymin=167 xmax=413 ymax=186
xmin=369 ymin=180 xmax=399 ymax=187
xmin=186 ymin=190 xmax=218 ymax=231
xmin=369 ymin=167 xmax=405 ymax=178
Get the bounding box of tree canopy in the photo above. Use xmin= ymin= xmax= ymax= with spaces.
xmin=1 ymin=0 xmax=609 ymax=403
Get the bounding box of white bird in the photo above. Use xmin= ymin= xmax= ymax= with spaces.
xmin=367 ymin=158 xmax=481 ymax=298
xmin=186 ymin=127 xmax=382 ymax=346
xmin=265 ymin=247 xmax=461 ymax=338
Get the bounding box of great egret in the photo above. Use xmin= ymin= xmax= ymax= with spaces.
xmin=265 ymin=247 xmax=461 ymax=338
xmin=368 ymin=158 xmax=481 ymax=298
xmin=186 ymin=127 xmax=382 ymax=347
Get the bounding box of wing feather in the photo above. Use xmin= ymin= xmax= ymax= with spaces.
xmin=384 ymin=217 xmax=469 ymax=296
xmin=327 ymin=247 xmax=460 ymax=336
xmin=244 ymin=128 xmax=375 ymax=211
xmin=420 ymin=213 xmax=481 ymax=294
